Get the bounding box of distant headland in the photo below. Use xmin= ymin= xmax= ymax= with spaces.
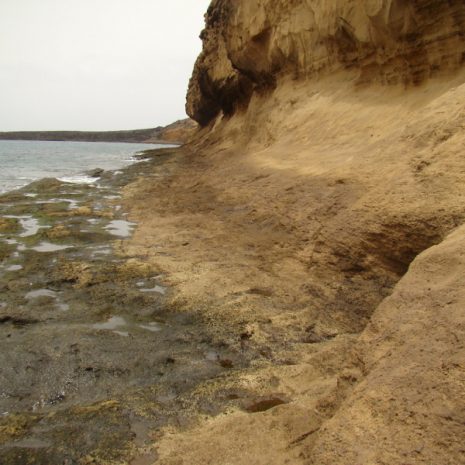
xmin=0 ymin=118 xmax=197 ymax=144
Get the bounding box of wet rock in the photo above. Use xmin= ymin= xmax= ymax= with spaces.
xmin=0 ymin=242 xmax=14 ymax=261
xmin=27 ymin=178 xmax=63 ymax=192
xmin=0 ymin=316 xmax=38 ymax=327
xmin=70 ymin=206 xmax=93 ymax=217
xmin=0 ymin=147 xmax=254 ymax=464
xmin=0 ymin=217 xmax=20 ymax=234
xmin=86 ymin=168 xmax=105 ymax=178
xmin=46 ymin=224 xmax=72 ymax=239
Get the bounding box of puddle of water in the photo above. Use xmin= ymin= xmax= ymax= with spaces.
xmin=6 ymin=264 xmax=23 ymax=272
xmin=9 ymin=438 xmax=51 ymax=449
xmin=24 ymin=193 xmax=38 ymax=198
xmin=56 ymin=303 xmax=70 ymax=312
xmin=105 ymin=220 xmax=136 ymax=238
xmin=32 ymin=242 xmax=72 ymax=252
xmin=19 ymin=217 xmax=42 ymax=237
xmin=114 ymin=330 xmax=130 ymax=337
xmin=26 ymin=289 xmax=57 ymax=300
xmin=92 ymin=246 xmax=111 ymax=256
xmin=4 ymin=215 xmax=42 ymax=237
xmin=140 ymin=285 xmax=166 ymax=295
xmin=50 ymin=198 xmax=80 ymax=209
xmin=18 ymin=244 xmax=26 ymax=251
xmin=5 ymin=239 xmax=18 ymax=245
xmin=139 ymin=322 xmax=162 ymax=333
xmin=87 ymin=218 xmax=100 ymax=225
xmin=92 ymin=316 xmax=127 ymax=331
xmin=92 ymin=317 xmax=162 ymax=335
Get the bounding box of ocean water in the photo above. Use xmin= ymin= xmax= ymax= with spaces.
xmin=0 ymin=140 xmax=171 ymax=193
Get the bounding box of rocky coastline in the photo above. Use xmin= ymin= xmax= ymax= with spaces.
xmin=2 ymin=1 xmax=465 ymax=464
xmin=0 ymin=119 xmax=197 ymax=145
xmin=0 ymin=148 xmax=263 ymax=464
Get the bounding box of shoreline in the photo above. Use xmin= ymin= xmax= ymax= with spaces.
xmin=0 ymin=138 xmax=180 ymax=145
xmin=0 ymin=118 xmax=198 ymax=146
xmin=4 ymin=105 xmax=462 ymax=464
xmin=0 ymin=147 xmax=259 ymax=464
xmin=0 ymin=140 xmax=178 ymax=195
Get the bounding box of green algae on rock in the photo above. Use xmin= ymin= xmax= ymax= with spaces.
xmin=0 ymin=148 xmax=257 ymax=464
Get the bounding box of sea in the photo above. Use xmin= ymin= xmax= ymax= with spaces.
xmin=0 ymin=140 xmax=171 ymax=193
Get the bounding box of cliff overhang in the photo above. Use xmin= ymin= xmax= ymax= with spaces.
xmin=187 ymin=0 xmax=465 ymax=126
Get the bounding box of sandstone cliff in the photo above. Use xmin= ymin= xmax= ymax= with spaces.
xmin=187 ymin=0 xmax=465 ymax=125
xmin=127 ymin=2 xmax=465 ymax=464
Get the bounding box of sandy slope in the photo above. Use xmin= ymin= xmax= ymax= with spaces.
xmin=122 ymin=70 xmax=465 ymax=464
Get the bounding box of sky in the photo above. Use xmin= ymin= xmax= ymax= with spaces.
xmin=0 ymin=0 xmax=211 ymax=131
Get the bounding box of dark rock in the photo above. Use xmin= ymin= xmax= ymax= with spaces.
xmin=87 ymin=168 xmax=105 ymax=178
xmin=219 ymin=359 xmax=234 ymax=368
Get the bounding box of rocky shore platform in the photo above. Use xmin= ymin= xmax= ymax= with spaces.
xmin=0 ymin=148 xmax=263 ymax=465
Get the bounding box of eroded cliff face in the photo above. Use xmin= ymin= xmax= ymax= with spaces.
xmin=187 ymin=0 xmax=465 ymax=125
xmin=141 ymin=3 xmax=465 ymax=465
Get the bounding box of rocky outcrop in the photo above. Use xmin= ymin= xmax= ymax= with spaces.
xmin=187 ymin=0 xmax=465 ymax=125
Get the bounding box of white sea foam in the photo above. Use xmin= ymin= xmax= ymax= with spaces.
xmin=32 ymin=242 xmax=72 ymax=252
xmin=92 ymin=316 xmax=127 ymax=330
xmin=105 ymin=219 xmax=136 ymax=238
xmin=25 ymin=289 xmax=57 ymax=299
xmin=4 ymin=215 xmax=43 ymax=237
xmin=58 ymin=175 xmax=99 ymax=185
xmin=139 ymin=322 xmax=162 ymax=333
xmin=6 ymin=265 xmax=23 ymax=272
xmin=0 ymin=140 xmax=169 ymax=194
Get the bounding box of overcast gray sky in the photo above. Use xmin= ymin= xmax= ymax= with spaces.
xmin=0 ymin=0 xmax=211 ymax=131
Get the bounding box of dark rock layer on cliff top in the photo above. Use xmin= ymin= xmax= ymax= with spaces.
xmin=187 ymin=0 xmax=465 ymax=126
